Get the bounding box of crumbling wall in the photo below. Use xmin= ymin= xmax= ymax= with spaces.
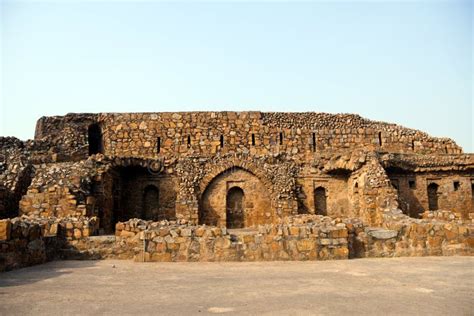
xmin=111 ymin=216 xmax=349 ymax=262
xmin=34 ymin=113 xmax=99 ymax=161
xmin=347 ymin=153 xmax=399 ymax=225
xmin=0 ymin=137 xmax=34 ymax=218
xmin=351 ymin=210 xmax=473 ymax=258
xmin=0 ymin=216 xmax=99 ymax=271
xmin=19 ymin=158 xmax=108 ymax=218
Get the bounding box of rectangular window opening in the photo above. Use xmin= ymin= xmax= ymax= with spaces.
xmin=157 ymin=137 xmax=161 ymax=153
xmin=378 ymin=132 xmax=383 ymax=146
xmin=409 ymin=180 xmax=416 ymax=189
xmin=187 ymin=135 xmax=191 ymax=147
xmin=251 ymin=133 xmax=255 ymax=146
xmin=220 ymin=135 xmax=224 ymax=148
xmin=312 ymin=132 xmax=316 ymax=152
xmin=279 ymin=132 xmax=283 ymax=145
xmin=454 ymin=181 xmax=460 ymax=191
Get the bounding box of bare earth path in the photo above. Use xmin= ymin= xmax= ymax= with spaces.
xmin=0 ymin=257 xmax=473 ymax=316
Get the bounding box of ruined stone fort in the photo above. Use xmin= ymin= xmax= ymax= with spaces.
xmin=0 ymin=112 xmax=473 ymax=270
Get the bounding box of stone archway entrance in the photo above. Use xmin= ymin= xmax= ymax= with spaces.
xmin=226 ymin=187 xmax=244 ymax=229
xmin=199 ymin=167 xmax=273 ymax=227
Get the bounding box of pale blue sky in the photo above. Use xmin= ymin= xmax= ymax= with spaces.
xmin=1 ymin=0 xmax=472 ymax=151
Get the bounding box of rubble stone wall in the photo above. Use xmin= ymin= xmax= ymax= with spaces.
xmin=387 ymin=170 xmax=474 ymax=219
xmin=34 ymin=113 xmax=462 ymax=162
xmin=111 ymin=216 xmax=349 ymax=262
xmin=351 ymin=211 xmax=474 ymax=258
xmin=0 ymin=216 xmax=99 ymax=271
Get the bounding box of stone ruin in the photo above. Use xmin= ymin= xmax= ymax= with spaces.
xmin=0 ymin=112 xmax=472 ymax=270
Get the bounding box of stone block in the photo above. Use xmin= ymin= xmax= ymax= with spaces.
xmin=0 ymin=220 xmax=11 ymax=241
xmin=296 ymin=239 xmax=315 ymax=252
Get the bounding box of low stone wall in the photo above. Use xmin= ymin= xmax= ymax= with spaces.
xmin=0 ymin=216 xmax=99 ymax=271
xmin=421 ymin=210 xmax=462 ymax=222
xmin=2 ymin=213 xmax=472 ymax=271
xmin=351 ymin=210 xmax=473 ymax=258
xmin=112 ymin=216 xmax=349 ymax=262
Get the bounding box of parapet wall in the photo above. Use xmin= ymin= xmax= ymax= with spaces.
xmin=34 ymin=112 xmax=462 ymax=162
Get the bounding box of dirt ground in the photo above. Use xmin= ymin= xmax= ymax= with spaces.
xmin=0 ymin=257 xmax=473 ymax=315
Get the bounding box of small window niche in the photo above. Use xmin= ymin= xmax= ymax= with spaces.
xmin=312 ymin=132 xmax=316 ymax=152
xmin=157 ymin=137 xmax=161 ymax=154
xmin=408 ymin=180 xmax=416 ymax=189
xmin=187 ymin=135 xmax=191 ymax=148
xmin=279 ymin=132 xmax=284 ymax=145
xmin=453 ymin=181 xmax=460 ymax=191
xmin=220 ymin=135 xmax=224 ymax=148
xmin=251 ymin=133 xmax=256 ymax=146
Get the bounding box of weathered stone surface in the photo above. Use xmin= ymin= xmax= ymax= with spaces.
xmin=0 ymin=111 xmax=472 ymax=270
xmin=367 ymin=228 xmax=398 ymax=240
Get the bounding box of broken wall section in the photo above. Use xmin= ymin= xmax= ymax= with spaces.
xmin=0 ymin=137 xmax=34 ymax=219
xmin=351 ymin=210 xmax=473 ymax=258
xmin=0 ymin=216 xmax=99 ymax=271
xmin=19 ymin=158 xmax=108 ymax=218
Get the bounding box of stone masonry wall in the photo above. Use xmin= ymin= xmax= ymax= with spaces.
xmin=0 ymin=216 xmax=99 ymax=271
xmin=107 ymin=216 xmax=350 ymax=262
xmin=351 ymin=209 xmax=474 ymax=258
xmin=34 ymin=112 xmax=462 ymax=162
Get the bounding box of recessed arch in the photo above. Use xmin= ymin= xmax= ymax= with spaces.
xmin=199 ymin=160 xmax=273 ymax=196
xmin=199 ymin=166 xmax=273 ymax=227
xmin=226 ymin=186 xmax=245 ymax=229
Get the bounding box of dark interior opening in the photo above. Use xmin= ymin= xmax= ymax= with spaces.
xmin=143 ymin=185 xmax=159 ymax=220
xmin=428 ymin=183 xmax=439 ymax=211
xmin=226 ymin=187 xmax=244 ymax=229
xmin=314 ymin=186 xmax=327 ymax=216
xmin=453 ymin=181 xmax=460 ymax=191
xmin=88 ymin=124 xmax=103 ymax=155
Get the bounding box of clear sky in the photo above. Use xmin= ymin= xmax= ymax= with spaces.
xmin=0 ymin=0 xmax=472 ymax=151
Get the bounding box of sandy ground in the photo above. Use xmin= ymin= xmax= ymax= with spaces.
xmin=0 ymin=257 xmax=473 ymax=316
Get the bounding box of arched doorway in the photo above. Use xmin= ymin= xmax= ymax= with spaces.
xmin=226 ymin=187 xmax=244 ymax=229
xmin=88 ymin=124 xmax=103 ymax=155
xmin=143 ymin=185 xmax=159 ymax=220
xmin=199 ymin=167 xmax=273 ymax=227
xmin=427 ymin=183 xmax=439 ymax=211
xmin=314 ymin=187 xmax=327 ymax=216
